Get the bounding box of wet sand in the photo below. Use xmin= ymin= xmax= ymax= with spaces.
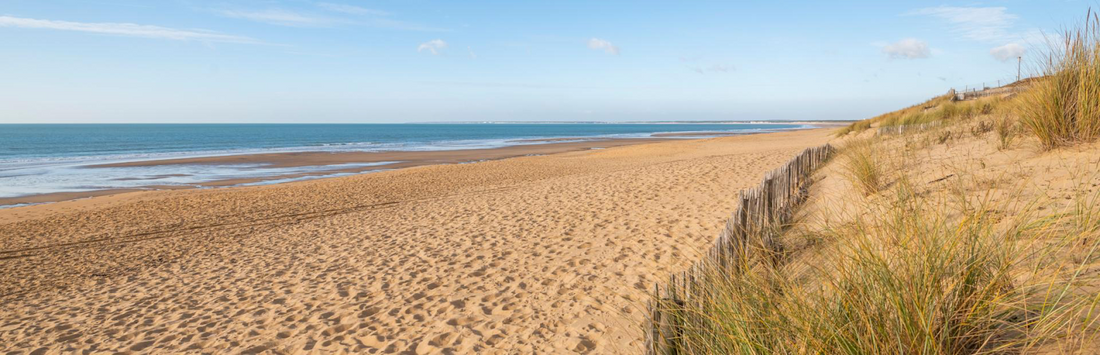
xmin=93 ymin=139 xmax=661 ymax=169
xmin=0 ymin=129 xmax=833 ymax=354
xmin=650 ymin=131 xmax=746 ymax=138
xmin=0 ymin=139 xmax=660 ymax=207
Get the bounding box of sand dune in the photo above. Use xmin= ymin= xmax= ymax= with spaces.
xmin=0 ymin=129 xmax=832 ymax=354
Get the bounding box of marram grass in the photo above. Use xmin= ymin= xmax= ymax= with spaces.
xmin=841 ymin=138 xmax=882 ymax=196
xmin=649 ymin=160 xmax=1100 ymax=354
xmin=1018 ymin=12 xmax=1100 ymax=149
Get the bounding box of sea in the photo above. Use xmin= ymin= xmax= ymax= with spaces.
xmin=0 ymin=123 xmax=810 ymax=203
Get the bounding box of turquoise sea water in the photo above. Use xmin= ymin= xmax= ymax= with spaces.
xmin=0 ymin=123 xmax=809 ymax=202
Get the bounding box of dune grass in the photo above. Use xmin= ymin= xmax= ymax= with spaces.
xmin=877 ymin=97 xmax=1006 ymax=129
xmin=835 ymin=95 xmax=1009 ymax=138
xmin=835 ymin=120 xmax=871 ymax=136
xmin=650 ymin=160 xmax=1100 ymax=354
xmin=866 ymin=95 xmax=953 ymax=129
xmin=994 ymin=116 xmax=1016 ymax=150
xmin=652 ymin=105 xmax=1100 ymax=352
xmin=833 ymin=95 xmax=947 ymax=137
xmin=841 ymin=139 xmax=882 ymax=195
xmin=1017 ymin=13 xmax=1100 ymax=149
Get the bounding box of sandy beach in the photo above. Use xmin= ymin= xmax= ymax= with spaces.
xmin=0 ymin=128 xmax=832 ymax=354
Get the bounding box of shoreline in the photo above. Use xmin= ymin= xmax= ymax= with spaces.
xmin=2 ymin=125 xmax=831 ymax=208
xmin=0 ymin=138 xmax=666 ymax=207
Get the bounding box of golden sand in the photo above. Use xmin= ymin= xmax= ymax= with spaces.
xmin=0 ymin=129 xmax=832 ymax=354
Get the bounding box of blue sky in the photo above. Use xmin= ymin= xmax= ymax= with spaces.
xmin=0 ymin=1 xmax=1089 ymax=123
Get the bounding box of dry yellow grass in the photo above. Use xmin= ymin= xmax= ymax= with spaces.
xmin=651 ymin=114 xmax=1100 ymax=353
xmin=840 ymin=138 xmax=882 ymax=195
xmin=1017 ymin=13 xmax=1100 ymax=149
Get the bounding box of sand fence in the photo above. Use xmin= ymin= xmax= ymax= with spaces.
xmin=642 ymin=144 xmax=834 ymax=354
xmin=877 ymin=121 xmax=941 ymax=135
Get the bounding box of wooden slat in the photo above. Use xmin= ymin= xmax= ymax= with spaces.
xmin=644 ymin=143 xmax=833 ymax=355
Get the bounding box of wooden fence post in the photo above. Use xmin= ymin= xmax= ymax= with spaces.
xmin=643 ymin=143 xmax=834 ymax=354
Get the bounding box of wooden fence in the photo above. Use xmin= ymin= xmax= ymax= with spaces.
xmin=952 ymin=85 xmax=1026 ymax=101
xmin=877 ymin=121 xmax=940 ymax=136
xmin=642 ymin=144 xmax=834 ymax=355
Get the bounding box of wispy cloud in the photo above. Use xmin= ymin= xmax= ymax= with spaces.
xmin=316 ymin=3 xmax=390 ymax=16
xmin=692 ymin=63 xmax=734 ymax=74
xmin=990 ymin=43 xmax=1026 ymax=61
xmin=217 ymin=9 xmax=340 ymax=27
xmin=882 ymin=38 xmax=931 ymax=59
xmin=910 ymin=6 xmax=1018 ymax=41
xmin=1006 ymin=28 xmax=1064 ymax=53
xmin=418 ymin=39 xmax=447 ymax=55
xmin=315 ymin=2 xmax=447 ymax=32
xmin=0 ymin=15 xmax=257 ymax=43
xmin=220 ymin=5 xmax=447 ymax=32
xmin=679 ymin=58 xmax=734 ymax=74
xmin=910 ymin=6 xmax=1053 ymax=62
xmin=587 ymin=38 xmax=620 ymax=55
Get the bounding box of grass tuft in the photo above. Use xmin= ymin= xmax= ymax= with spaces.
xmin=994 ymin=116 xmax=1017 ymax=150
xmin=836 ymin=120 xmax=872 ymax=136
xmin=841 ymin=139 xmax=882 ymax=195
xmin=1017 ymin=12 xmax=1100 ymax=149
xmin=971 ymin=120 xmax=994 ymax=137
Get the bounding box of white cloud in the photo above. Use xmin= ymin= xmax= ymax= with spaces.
xmin=316 ymin=3 xmax=390 ymax=16
xmin=882 ymin=38 xmax=930 ymax=59
xmin=218 ymin=9 xmax=338 ymax=27
xmin=467 ymin=46 xmax=477 ymax=59
xmin=0 ymin=15 xmax=257 ymax=43
xmin=418 ymin=39 xmax=447 ymax=55
xmin=911 ymin=6 xmax=1018 ymax=41
xmin=990 ymin=43 xmax=1026 ymax=61
xmin=587 ymin=38 xmax=620 ymax=55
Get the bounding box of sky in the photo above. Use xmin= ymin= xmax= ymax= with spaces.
xmin=0 ymin=1 xmax=1091 ymax=123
